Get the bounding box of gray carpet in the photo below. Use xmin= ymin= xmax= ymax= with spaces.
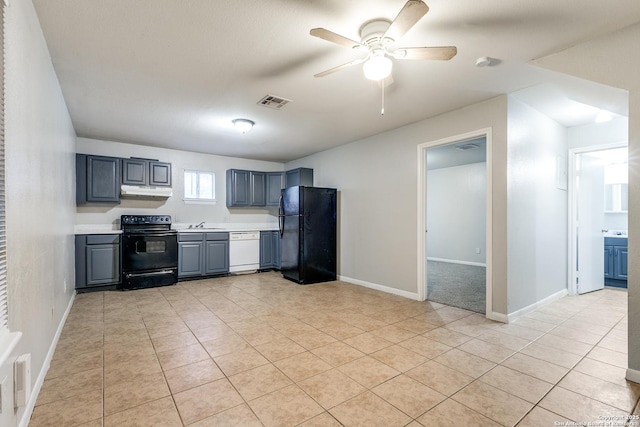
xmin=427 ymin=260 xmax=486 ymax=314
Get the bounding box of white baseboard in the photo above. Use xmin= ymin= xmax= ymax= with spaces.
xmin=19 ymin=292 xmax=76 ymax=427
xmin=626 ymin=368 xmax=640 ymax=384
xmin=506 ymin=288 xmax=568 ymax=323
xmin=487 ymin=312 xmax=508 ymax=323
xmin=427 ymin=257 xmax=486 ymax=267
xmin=339 ymin=275 xmax=421 ymax=301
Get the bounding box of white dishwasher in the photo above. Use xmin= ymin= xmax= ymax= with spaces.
xmin=229 ymin=231 xmax=261 ymax=273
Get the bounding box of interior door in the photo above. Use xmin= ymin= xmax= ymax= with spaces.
xmin=576 ymin=153 xmax=605 ymax=294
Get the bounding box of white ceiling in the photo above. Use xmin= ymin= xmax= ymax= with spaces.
xmin=32 ymin=0 xmax=640 ymax=162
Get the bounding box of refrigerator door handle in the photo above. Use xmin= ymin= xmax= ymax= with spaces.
xmin=278 ymin=194 xmax=284 ymax=238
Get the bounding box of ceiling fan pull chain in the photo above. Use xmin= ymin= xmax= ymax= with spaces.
xmin=381 ymin=83 xmax=385 ymax=115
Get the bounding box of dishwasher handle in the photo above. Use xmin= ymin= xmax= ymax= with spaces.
xmin=229 ymin=231 xmax=260 ymax=240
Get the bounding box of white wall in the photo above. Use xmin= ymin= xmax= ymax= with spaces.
xmin=3 ymin=1 xmax=78 ymax=425
xmin=568 ymin=117 xmax=628 ymax=150
xmin=531 ymin=22 xmax=640 ymax=377
xmin=506 ymin=96 xmax=568 ymax=312
xmin=76 ymin=137 xmax=284 ymax=226
xmin=286 ymin=96 xmax=509 ymax=314
xmin=427 ymin=162 xmax=486 ymax=264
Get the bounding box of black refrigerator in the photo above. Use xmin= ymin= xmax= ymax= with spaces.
xmin=279 ymin=186 xmax=337 ymax=284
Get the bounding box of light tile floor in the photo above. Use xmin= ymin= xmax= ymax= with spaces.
xmin=29 ymin=272 xmax=639 ymax=426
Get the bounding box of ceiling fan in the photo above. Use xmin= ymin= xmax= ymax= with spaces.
xmin=310 ymin=0 xmax=457 ymax=82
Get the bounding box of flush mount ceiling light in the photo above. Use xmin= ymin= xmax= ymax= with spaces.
xmin=232 ymin=118 xmax=255 ymax=134
xmin=363 ymin=54 xmax=393 ymax=81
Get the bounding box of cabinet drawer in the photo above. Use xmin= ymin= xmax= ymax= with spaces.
xmin=179 ymin=233 xmax=204 ymax=242
xmin=206 ymin=232 xmax=229 ymax=241
xmin=86 ymin=234 xmax=120 ymax=245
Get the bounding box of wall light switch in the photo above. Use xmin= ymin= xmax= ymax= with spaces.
xmin=475 ymin=248 xmax=481 ymax=254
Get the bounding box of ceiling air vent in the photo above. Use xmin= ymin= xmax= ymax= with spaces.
xmin=455 ymin=143 xmax=480 ymax=151
xmin=257 ymin=94 xmax=292 ymax=110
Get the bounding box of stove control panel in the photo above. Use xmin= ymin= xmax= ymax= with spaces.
xmin=121 ymin=215 xmax=172 ymax=226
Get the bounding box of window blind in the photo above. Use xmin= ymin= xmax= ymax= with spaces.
xmin=0 ymin=1 xmax=7 ymax=331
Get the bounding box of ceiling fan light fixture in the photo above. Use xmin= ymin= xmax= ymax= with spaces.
xmin=232 ymin=118 xmax=255 ymax=134
xmin=363 ymin=55 xmax=393 ymax=81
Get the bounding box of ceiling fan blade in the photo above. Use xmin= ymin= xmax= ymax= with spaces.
xmin=392 ymin=46 xmax=457 ymax=60
xmin=310 ymin=28 xmax=364 ymax=49
xmin=314 ymin=57 xmax=367 ymax=78
xmin=383 ymin=0 xmax=429 ymax=41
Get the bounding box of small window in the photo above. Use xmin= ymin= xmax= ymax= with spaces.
xmin=184 ymin=170 xmax=215 ymax=202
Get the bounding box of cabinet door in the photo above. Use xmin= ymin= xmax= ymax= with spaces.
xmin=178 ymin=241 xmax=204 ymax=277
xmin=86 ymin=244 xmax=120 ymax=285
xmin=150 ymin=161 xmax=172 ymax=186
xmin=614 ymin=247 xmax=628 ymax=280
xmin=272 ymin=231 xmax=281 ymax=269
xmin=87 ymin=155 xmax=121 ymax=202
xmin=260 ymin=231 xmax=274 ymax=268
xmin=122 ymin=159 xmax=148 ymax=185
xmin=285 ymin=168 xmax=313 ymax=188
xmin=226 ymin=169 xmax=250 ymax=207
xmin=266 ymin=172 xmax=284 ymax=206
xmin=604 ymin=246 xmax=613 ymax=279
xmin=205 ymin=241 xmax=229 ymax=274
xmin=250 ymin=172 xmax=266 ymax=206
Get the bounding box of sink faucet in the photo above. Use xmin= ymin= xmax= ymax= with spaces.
xmin=195 ymin=221 xmax=205 ymax=228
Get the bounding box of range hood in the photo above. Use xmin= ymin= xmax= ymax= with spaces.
xmin=120 ymin=185 xmax=173 ymax=198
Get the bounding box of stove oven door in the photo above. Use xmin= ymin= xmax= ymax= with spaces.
xmin=121 ymin=232 xmax=178 ymax=289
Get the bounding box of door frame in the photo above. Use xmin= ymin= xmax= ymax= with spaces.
xmin=417 ymin=127 xmax=494 ymax=317
xmin=567 ymin=142 xmax=627 ymax=295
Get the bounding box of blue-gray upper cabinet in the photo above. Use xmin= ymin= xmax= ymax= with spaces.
xmin=122 ymin=158 xmax=172 ymax=187
xmin=266 ymin=172 xmax=284 ymax=206
xmin=226 ymin=169 xmax=267 ymax=207
xmin=75 ymin=234 xmax=121 ymax=289
xmin=285 ymin=168 xmax=313 ymax=188
xmin=250 ymin=171 xmax=266 ymax=206
xmin=76 ymin=154 xmax=121 ymax=204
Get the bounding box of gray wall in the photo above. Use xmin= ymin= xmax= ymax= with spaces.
xmin=506 ymin=96 xmax=568 ymax=312
xmin=286 ymin=96 xmax=510 ymax=315
xmin=77 ymin=137 xmax=284 ymax=226
xmin=3 ymin=1 xmax=77 ymax=425
xmin=426 ymin=162 xmax=487 ymax=264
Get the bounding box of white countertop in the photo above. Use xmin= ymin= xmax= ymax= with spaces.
xmin=75 ymin=222 xmax=278 ymax=235
xmin=74 ymin=225 xmax=122 ymax=235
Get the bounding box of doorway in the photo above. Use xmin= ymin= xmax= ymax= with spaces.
xmin=569 ymin=145 xmax=628 ymax=295
xmin=417 ymin=128 xmax=493 ymax=316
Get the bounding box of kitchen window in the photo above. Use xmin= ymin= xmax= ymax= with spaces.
xmin=184 ymin=170 xmax=216 ymax=203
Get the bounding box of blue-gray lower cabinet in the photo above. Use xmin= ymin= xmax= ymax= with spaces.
xmin=260 ymin=230 xmax=280 ymax=270
xmin=179 ymin=232 xmax=229 ymax=278
xmin=75 ymin=234 xmax=121 ymax=290
xmin=604 ymin=237 xmax=628 ymax=288
xmin=178 ymin=236 xmax=204 ymax=277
